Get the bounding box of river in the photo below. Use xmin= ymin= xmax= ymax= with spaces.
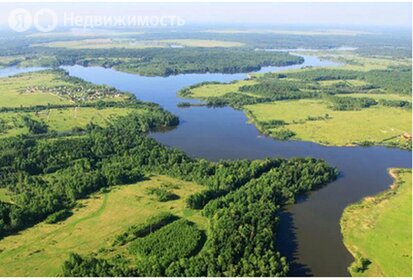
xmin=1 ymin=55 xmax=411 ymax=276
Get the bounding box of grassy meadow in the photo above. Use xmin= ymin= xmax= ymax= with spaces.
xmin=245 ymin=100 xmax=411 ymax=146
xmin=320 ymin=51 xmax=412 ymax=72
xmin=341 ymin=169 xmax=412 ymax=276
xmin=32 ymin=107 xmax=135 ymax=132
xmin=0 ymin=175 xmax=206 ymax=276
xmin=0 ymin=70 xmax=141 ymax=137
xmin=0 ymin=71 xmax=72 ymax=107
xmin=0 ymin=107 xmax=138 ymax=138
xmin=187 ymin=80 xmax=257 ymax=98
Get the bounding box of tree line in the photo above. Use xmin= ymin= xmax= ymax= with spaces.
xmin=10 ymin=47 xmax=304 ymax=77
xmin=60 ymin=158 xmax=337 ymax=276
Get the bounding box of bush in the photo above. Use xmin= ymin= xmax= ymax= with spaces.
xmin=146 ymin=187 xmax=179 ymax=202
xmin=186 ymin=189 xmax=227 ymax=209
xmin=350 ymin=256 xmax=371 ymax=273
xmin=62 ymin=253 xmax=136 ymax=276
xmin=329 ymin=96 xmax=378 ymax=111
xmin=44 ymin=209 xmax=72 ymax=224
xmin=129 ymin=219 xmax=204 ymax=270
xmin=258 ymin=120 xmax=286 ymax=130
xmin=379 ymin=99 xmax=411 ymax=109
xmin=271 ymin=129 xmax=296 ymax=140
xmin=177 ymin=102 xmax=191 ymax=108
xmin=23 ymin=116 xmax=48 ymax=134
xmin=113 ymin=212 xmax=179 ymax=246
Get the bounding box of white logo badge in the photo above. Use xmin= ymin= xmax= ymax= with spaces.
xmin=8 ymin=8 xmax=32 ymax=32
xmin=8 ymin=8 xmax=58 ymax=32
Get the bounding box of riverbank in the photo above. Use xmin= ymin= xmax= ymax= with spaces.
xmin=179 ymin=53 xmax=412 ymax=150
xmin=340 ymin=168 xmax=412 ymax=276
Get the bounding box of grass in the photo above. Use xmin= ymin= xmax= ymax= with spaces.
xmin=0 ymin=70 xmax=141 ymax=137
xmin=0 ymin=175 xmax=207 ymax=276
xmin=0 ymin=72 xmax=72 ymax=107
xmin=314 ymin=52 xmax=412 ymax=72
xmin=245 ymin=100 xmax=411 ymax=146
xmin=32 ymin=107 xmax=136 ymax=132
xmin=187 ymin=80 xmax=257 ymax=99
xmin=33 ymin=38 xmax=244 ymax=49
xmin=340 ymin=169 xmax=412 ymax=276
xmin=0 ymin=107 xmax=149 ymax=138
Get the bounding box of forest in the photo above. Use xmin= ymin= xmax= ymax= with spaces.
xmin=0 ymin=46 xmax=304 ymax=77
xmin=61 ymin=157 xmax=337 ymax=277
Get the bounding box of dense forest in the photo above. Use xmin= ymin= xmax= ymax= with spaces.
xmin=61 ymin=157 xmax=337 ymax=277
xmin=0 ymin=47 xmax=304 ymax=77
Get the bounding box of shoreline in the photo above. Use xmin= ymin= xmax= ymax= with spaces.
xmin=340 ymin=168 xmax=412 ymax=276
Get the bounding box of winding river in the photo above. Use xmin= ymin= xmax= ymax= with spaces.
xmin=1 ymin=55 xmax=411 ymax=276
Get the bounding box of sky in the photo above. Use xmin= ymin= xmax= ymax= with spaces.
xmin=0 ymin=2 xmax=411 ymax=29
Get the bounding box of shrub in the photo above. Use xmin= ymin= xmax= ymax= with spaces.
xmin=113 ymin=212 xmax=179 ymax=246
xmin=271 ymin=129 xmax=296 ymax=140
xmin=129 ymin=219 xmax=204 ymax=269
xmin=44 ymin=209 xmax=72 ymax=224
xmin=146 ymin=187 xmax=179 ymax=202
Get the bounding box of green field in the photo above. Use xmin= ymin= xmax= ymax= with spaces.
xmin=0 ymin=175 xmax=206 ymax=276
xmin=0 ymin=72 xmax=72 ymax=107
xmin=317 ymin=52 xmax=412 ymax=72
xmin=0 ymin=107 xmax=139 ymax=138
xmin=32 ymin=107 xmax=135 ymax=132
xmin=0 ymin=70 xmax=129 ymax=107
xmin=245 ymin=100 xmax=411 ymax=146
xmin=341 ymin=169 xmax=412 ymax=276
xmin=33 ymin=38 xmax=244 ymax=49
xmin=187 ymin=80 xmax=257 ymax=98
xmin=183 ymin=54 xmax=411 ymax=148
xmin=0 ymin=70 xmax=142 ymax=137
